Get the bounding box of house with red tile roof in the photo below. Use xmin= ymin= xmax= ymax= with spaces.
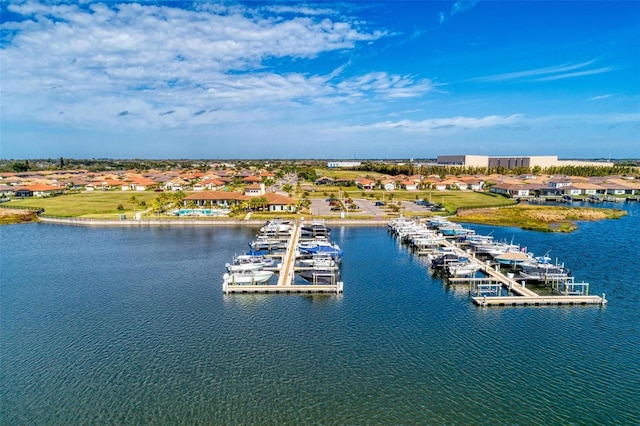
xmin=263 ymin=192 xmax=298 ymax=212
xmin=398 ymin=180 xmax=418 ymax=191
xmin=14 ymin=184 xmax=65 ymax=197
xmin=244 ymin=183 xmax=266 ymax=196
xmin=201 ymin=178 xmax=226 ymax=191
xmin=242 ymin=175 xmax=262 ymax=184
xmin=355 ymin=178 xmax=375 ymax=190
xmin=183 ymin=191 xmax=248 ymax=208
xmin=380 ymin=179 xmax=396 ymax=191
xmin=122 ymin=176 xmax=157 ymax=191
xmin=490 ymin=184 xmax=531 ymax=197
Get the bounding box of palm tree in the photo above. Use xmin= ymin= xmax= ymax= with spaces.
xmin=127 ymin=195 xmax=138 ymax=214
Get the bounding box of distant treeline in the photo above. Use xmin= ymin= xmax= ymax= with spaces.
xmin=355 ymin=162 xmax=639 ymax=178
xmin=1 ymin=158 xmax=638 ymax=177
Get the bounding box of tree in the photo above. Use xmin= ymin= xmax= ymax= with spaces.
xmin=282 ymin=183 xmax=293 ymax=196
xmin=128 ymin=195 xmax=139 ymax=213
xmin=11 ymin=162 xmax=29 ymax=172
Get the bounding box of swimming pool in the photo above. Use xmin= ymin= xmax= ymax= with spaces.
xmin=174 ymin=208 xmax=230 ymax=216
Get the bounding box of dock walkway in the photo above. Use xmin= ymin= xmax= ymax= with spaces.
xmin=438 ymin=239 xmax=606 ymax=307
xmin=223 ymin=220 xmax=343 ymax=294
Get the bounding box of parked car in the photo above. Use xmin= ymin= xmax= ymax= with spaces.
xmin=375 ymin=201 xmax=385 ymax=206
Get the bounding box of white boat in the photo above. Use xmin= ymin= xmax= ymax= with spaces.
xmin=223 ymin=270 xmax=274 ymax=284
xmin=298 ymin=253 xmax=337 ymax=268
xmin=260 ymin=219 xmax=292 ymax=234
xmin=249 ymin=236 xmax=286 ymax=251
xmin=226 ymin=254 xmax=275 ymax=272
xmin=518 ymin=265 xmax=571 ymax=282
xmin=475 ymin=241 xmax=521 ymax=257
xmin=447 ymin=261 xmax=481 ymax=277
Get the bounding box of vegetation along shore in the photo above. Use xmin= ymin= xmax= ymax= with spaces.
xmin=1 ymin=159 xmax=637 ymax=231
xmin=452 ymin=204 xmax=627 ymax=232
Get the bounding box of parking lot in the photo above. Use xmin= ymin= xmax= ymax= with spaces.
xmin=308 ymin=198 xmax=439 ymax=216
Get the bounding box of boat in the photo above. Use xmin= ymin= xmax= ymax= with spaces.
xmin=223 ymin=270 xmax=274 ymax=284
xmin=474 ymin=241 xmax=521 ymax=257
xmin=430 ymin=252 xmax=462 ymax=269
xmin=494 ymin=251 xmax=531 ymax=266
xmin=260 ymin=219 xmax=293 ymax=235
xmin=298 ymin=253 xmax=337 ymax=268
xmin=439 ymin=224 xmax=475 ymax=237
xmin=226 ymin=254 xmax=275 ymax=272
xmin=518 ymin=264 xmax=571 ymax=282
xmin=249 ymin=236 xmax=287 ymax=251
xmin=298 ymin=237 xmax=343 ymax=259
xmin=446 ymin=259 xmax=480 ymax=277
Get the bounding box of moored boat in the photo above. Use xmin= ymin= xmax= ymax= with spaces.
xmin=223 ymin=269 xmax=274 ymax=284
xmin=226 ymin=254 xmax=275 ymax=272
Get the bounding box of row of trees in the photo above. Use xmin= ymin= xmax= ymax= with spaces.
xmin=356 ymin=162 xmax=639 ymax=178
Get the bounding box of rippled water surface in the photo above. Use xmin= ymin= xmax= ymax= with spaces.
xmin=2 ymin=203 xmax=639 ymax=425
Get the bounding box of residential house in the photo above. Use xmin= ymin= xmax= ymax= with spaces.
xmin=355 ymin=178 xmax=375 ymax=190
xmin=264 ymin=193 xmax=298 ymax=213
xmin=164 ymin=179 xmax=186 ymax=191
xmin=398 ymin=180 xmax=418 ymax=191
xmin=315 ymin=176 xmax=334 ymax=185
xmin=490 ymin=184 xmax=530 ymax=197
xmin=201 ymin=178 xmax=226 ymax=191
xmin=242 ymin=175 xmax=262 ymax=185
xmin=244 ymin=183 xmax=266 ymax=196
xmin=123 ymin=176 xmax=157 ymax=191
xmin=13 ymin=184 xmax=65 ymax=197
xmin=459 ymin=178 xmax=484 ymax=191
xmin=183 ymin=191 xmax=248 ymax=208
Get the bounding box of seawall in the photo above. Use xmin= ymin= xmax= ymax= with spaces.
xmin=37 ymin=216 xmax=391 ymax=227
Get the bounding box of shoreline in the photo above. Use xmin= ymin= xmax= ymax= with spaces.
xmin=36 ymin=216 xmax=391 ymax=227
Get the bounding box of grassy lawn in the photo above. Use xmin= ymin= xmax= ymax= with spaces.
xmin=452 ymin=204 xmax=627 ymax=232
xmin=5 ymin=191 xmax=160 ymax=217
xmin=4 ymin=189 xmax=514 ymax=220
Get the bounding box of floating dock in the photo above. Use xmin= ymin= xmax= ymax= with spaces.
xmin=389 ymin=217 xmax=606 ymax=308
xmin=223 ymin=220 xmax=343 ymax=294
xmin=438 ymin=238 xmax=606 ymax=307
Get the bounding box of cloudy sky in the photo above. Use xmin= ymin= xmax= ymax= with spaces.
xmin=1 ymin=1 xmax=638 ymax=159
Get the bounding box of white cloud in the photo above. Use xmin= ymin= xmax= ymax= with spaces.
xmin=588 ymin=94 xmax=613 ymax=101
xmin=344 ymin=114 xmax=524 ymax=133
xmin=439 ymin=0 xmax=478 ymax=25
xmin=451 ymin=1 xmax=479 ymax=16
xmin=532 ymin=67 xmax=617 ymax=82
xmin=2 ymin=1 xmax=434 ymax=130
xmin=471 ymin=59 xmax=616 ymax=83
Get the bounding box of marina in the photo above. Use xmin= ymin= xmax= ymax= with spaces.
xmin=223 ymin=219 xmax=344 ymax=294
xmin=388 ymin=216 xmax=607 ymax=307
xmin=2 ymin=206 xmax=639 ymax=425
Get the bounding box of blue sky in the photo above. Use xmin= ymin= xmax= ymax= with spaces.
xmin=1 ymin=1 xmax=638 ymax=160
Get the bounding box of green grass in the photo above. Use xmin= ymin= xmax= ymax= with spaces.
xmin=6 ymin=191 xmax=159 ymax=217
xmin=452 ymin=204 xmax=627 ymax=232
xmin=4 ymin=189 xmax=516 ymax=219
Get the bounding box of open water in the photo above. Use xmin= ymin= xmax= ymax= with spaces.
xmin=1 ymin=202 xmax=639 ymax=425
